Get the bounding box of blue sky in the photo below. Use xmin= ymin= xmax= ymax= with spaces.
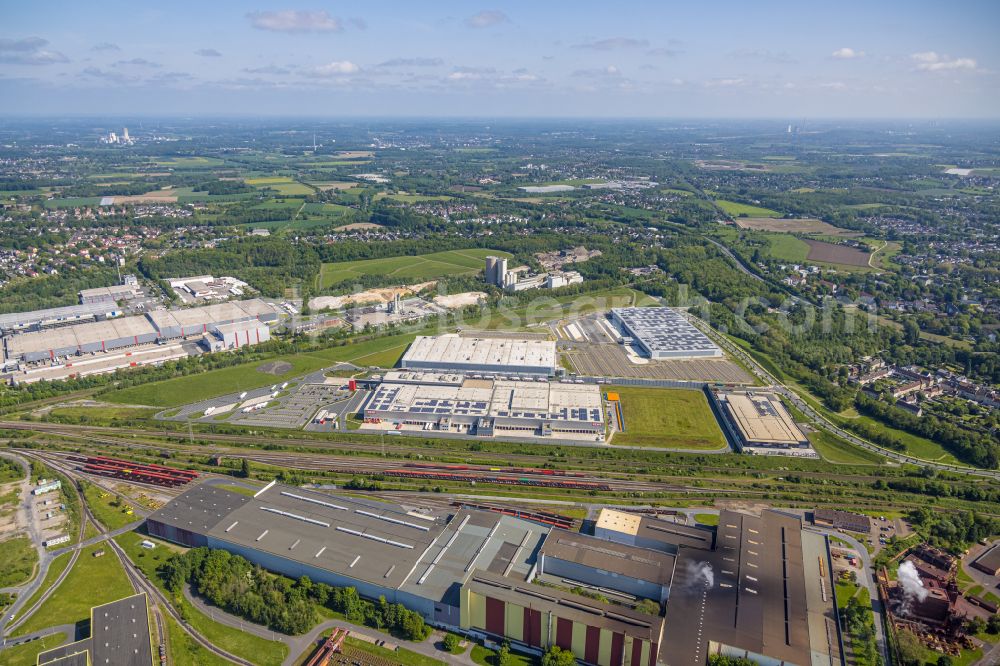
xmin=2 ymin=0 xmax=998 ymax=117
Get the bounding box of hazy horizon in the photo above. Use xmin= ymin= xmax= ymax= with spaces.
xmin=3 ymin=0 xmax=999 ymax=118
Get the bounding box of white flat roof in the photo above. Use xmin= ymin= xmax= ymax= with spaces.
xmin=400 ymin=335 xmax=556 ymax=372
xmin=367 ymin=377 xmax=602 ymax=424
xmin=722 ymin=393 xmax=806 ymax=444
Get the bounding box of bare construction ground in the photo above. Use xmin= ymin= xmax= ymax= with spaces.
xmin=562 ymin=343 xmax=752 ymax=383
xmin=733 ymin=217 xmax=856 ymax=235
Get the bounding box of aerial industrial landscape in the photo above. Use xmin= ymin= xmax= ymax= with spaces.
xmin=1 ymin=2 xmax=999 ymax=666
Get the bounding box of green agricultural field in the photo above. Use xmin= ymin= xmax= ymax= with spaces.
xmin=105 ymin=332 xmax=424 ymax=408
xmin=609 ymin=386 xmax=728 ymax=450
xmin=766 ymin=234 xmax=810 ymax=262
xmin=154 ymin=156 xmax=226 ymax=168
xmin=300 ymin=202 xmax=353 ymax=215
xmin=715 ymin=199 xmax=782 ymax=218
xmin=0 ymin=536 xmax=37 ymax=587
xmin=14 ymin=543 xmax=134 ymax=637
xmin=317 ymin=248 xmax=510 ymax=289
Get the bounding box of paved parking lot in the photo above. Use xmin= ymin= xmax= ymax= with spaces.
xmin=562 ymin=343 xmax=752 ymax=383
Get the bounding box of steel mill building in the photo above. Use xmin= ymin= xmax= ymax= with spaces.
xmin=146 ymin=482 xmax=845 ymax=666
xmin=610 ymin=307 xmax=722 ymax=359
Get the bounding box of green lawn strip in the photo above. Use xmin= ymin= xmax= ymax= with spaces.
xmin=694 ymin=513 xmax=719 ymax=526
xmin=0 ymin=536 xmax=38 ymax=587
xmin=808 ymin=430 xmax=885 ymax=465
xmin=608 ymin=385 xmax=727 ymax=449
xmin=105 ymin=331 xmax=429 ymax=408
xmin=470 ymin=643 xmax=537 ymax=666
xmin=10 ymin=552 xmax=71 ymax=624
xmin=13 ymin=543 xmax=134 ymax=637
xmin=164 ymin=611 xmax=231 ymax=666
xmin=114 ymin=530 xmax=288 ymax=666
xmin=344 ymin=636 xmax=444 ymax=666
xmin=81 ymin=481 xmax=138 ymax=531
xmin=0 ymin=631 xmax=68 ymax=666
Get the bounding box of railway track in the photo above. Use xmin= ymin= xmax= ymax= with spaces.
xmin=8 ymin=451 xmax=248 ymax=666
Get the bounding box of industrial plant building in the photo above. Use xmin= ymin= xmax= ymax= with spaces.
xmin=36 ymin=593 xmax=153 ymax=666
xmin=2 ymin=298 xmax=281 ymax=364
xmin=147 ymin=483 xmax=844 ymax=666
xmin=0 ymin=302 xmax=123 ymax=335
xmin=399 ymin=334 xmax=557 ymax=377
xmin=714 ymin=391 xmax=813 ymax=456
xmin=610 ymin=307 xmax=722 ymax=359
xmin=361 ymin=371 xmax=604 ymax=440
xmin=484 ymin=255 xmax=583 ymax=292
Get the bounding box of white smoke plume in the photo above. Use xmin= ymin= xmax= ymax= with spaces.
xmin=896 ymin=560 xmax=928 ymax=615
xmin=679 ymin=560 xmax=714 ymax=594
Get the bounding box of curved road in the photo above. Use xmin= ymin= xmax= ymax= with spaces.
xmin=683 ymin=311 xmax=1000 ymax=479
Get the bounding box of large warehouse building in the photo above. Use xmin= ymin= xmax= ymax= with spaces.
xmin=362 ymin=371 xmax=604 ymax=441
xmin=147 ymin=483 xmax=844 ymax=666
xmin=0 ymin=302 xmax=122 ymax=335
xmin=36 ymin=593 xmax=153 ymax=666
xmin=610 ymin=307 xmax=722 ymax=359
xmin=714 ymin=391 xmax=814 ymax=456
xmin=399 ymin=335 xmax=557 ymax=377
xmin=2 ymin=298 xmax=280 ymax=363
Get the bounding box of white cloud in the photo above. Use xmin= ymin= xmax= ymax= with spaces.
xmin=831 ymin=47 xmax=864 ymax=59
xmin=911 ymin=51 xmax=977 ymax=72
xmin=705 ymin=77 xmax=745 ymax=88
xmin=247 ymin=10 xmax=343 ymax=33
xmin=820 ymin=81 xmax=848 ymax=91
xmin=115 ymin=58 xmax=161 ymax=68
xmin=378 ymin=57 xmax=443 ymax=68
xmin=465 ymin=10 xmax=508 ymax=29
xmin=0 ymin=37 xmax=68 ymax=65
xmin=573 ymin=37 xmax=649 ymax=51
xmin=310 ymin=60 xmax=360 ymax=76
xmin=195 ymin=48 xmax=222 ymax=57
xmin=91 ymin=42 xmax=120 ymax=53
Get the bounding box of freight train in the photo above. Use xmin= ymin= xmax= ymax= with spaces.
xmin=69 ymin=455 xmax=198 ymax=488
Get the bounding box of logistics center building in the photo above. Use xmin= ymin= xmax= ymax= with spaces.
xmin=610 ymin=307 xmax=722 ymax=359
xmin=146 ymin=482 xmax=845 ymax=666
xmin=362 ymin=371 xmax=604 ymax=440
xmin=399 ymin=335 xmax=557 ymax=377
xmin=715 ymin=391 xmax=812 ymax=455
xmin=3 ymin=298 xmax=280 ymax=363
